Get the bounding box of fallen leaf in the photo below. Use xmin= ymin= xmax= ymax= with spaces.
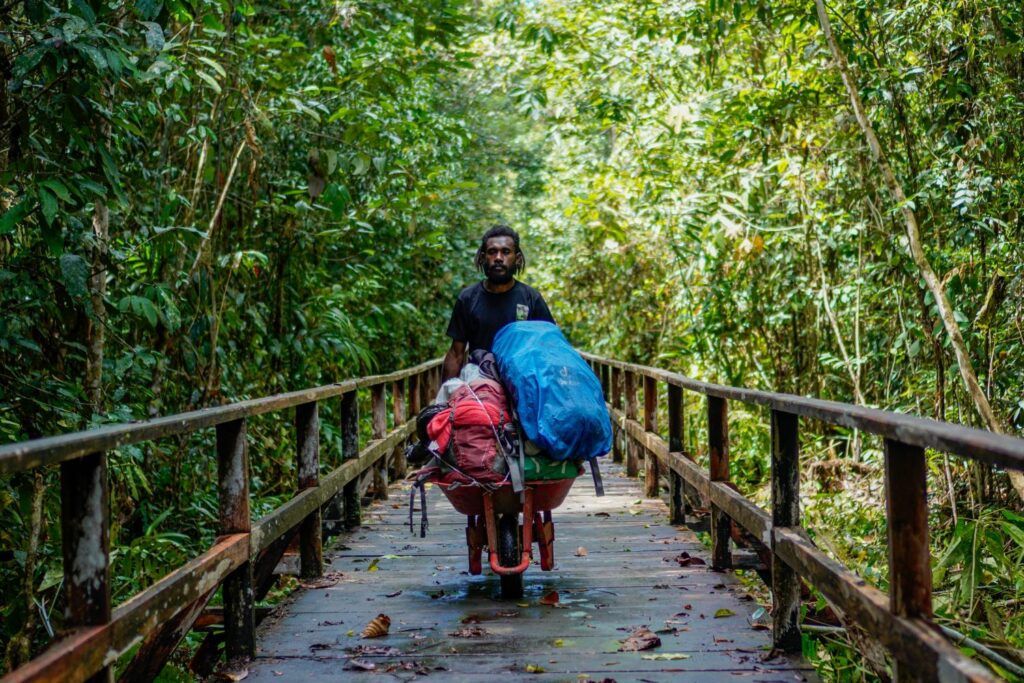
xmin=462 ymin=614 xmax=482 ymax=624
xmin=385 ymin=590 xmax=402 ymax=598
xmin=641 ymin=653 xmax=691 ymax=660
xmin=367 ymin=558 xmax=380 ymax=572
xmin=714 ymin=608 xmax=735 ymax=618
xmin=346 ymin=629 xmax=354 ymax=636
xmin=750 ymin=623 xmax=770 ymax=631
xmin=525 ymin=664 xmax=546 ymax=673
xmin=575 ymin=546 xmax=589 ymax=557
xmin=540 ymin=590 xmax=560 ymax=606
xmin=673 ymin=552 xmax=706 ymax=567
xmin=344 ymin=659 xmax=376 ymax=671
xmin=361 ymin=614 xmax=391 ymax=638
xmin=594 ymin=512 xmax=611 ymax=517
xmin=272 ymin=672 xmax=283 ymax=677
xmin=350 ymin=644 xmax=401 ymax=656
xmin=618 ymin=626 xmax=661 ymax=652
xmin=554 ymin=639 xmax=565 ymax=648
xmin=430 ymin=590 xmax=446 ymax=599
xmin=517 ymin=602 xmax=530 ymax=608
xmin=449 ymin=626 xmax=488 ymax=638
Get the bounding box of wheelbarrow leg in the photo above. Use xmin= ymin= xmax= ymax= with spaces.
xmin=466 ymin=515 xmax=483 ymax=576
xmin=535 ymin=510 xmax=555 ymax=571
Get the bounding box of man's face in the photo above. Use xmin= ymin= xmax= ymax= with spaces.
xmin=482 ymin=236 xmax=517 ymax=285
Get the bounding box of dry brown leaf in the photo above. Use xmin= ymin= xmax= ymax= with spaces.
xmin=575 ymin=546 xmax=588 ymax=557
xmin=361 ymin=614 xmax=391 ymax=638
xmin=617 ymin=626 xmax=661 ymax=652
xmin=449 ymin=626 xmax=488 ymax=638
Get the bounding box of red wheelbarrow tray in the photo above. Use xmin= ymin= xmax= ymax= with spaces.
xmin=434 ymin=476 xmax=577 ymax=577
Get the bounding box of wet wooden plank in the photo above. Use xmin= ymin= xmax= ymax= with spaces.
xmin=245 ymin=463 xmax=816 ymax=682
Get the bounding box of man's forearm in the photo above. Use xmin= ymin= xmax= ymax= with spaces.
xmin=442 ymin=346 xmax=465 ymax=381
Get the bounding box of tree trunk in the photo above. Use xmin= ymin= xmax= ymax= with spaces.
xmin=86 ymin=198 xmax=109 ymax=417
xmin=813 ymin=0 xmax=1024 ymax=500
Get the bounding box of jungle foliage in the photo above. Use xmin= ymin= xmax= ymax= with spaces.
xmin=2 ymin=0 xmax=1024 ymax=680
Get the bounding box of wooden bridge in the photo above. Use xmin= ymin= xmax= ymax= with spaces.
xmin=1 ymin=355 xmax=1022 ymax=682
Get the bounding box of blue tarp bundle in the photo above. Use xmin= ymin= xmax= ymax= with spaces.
xmin=492 ymin=321 xmax=612 ymax=461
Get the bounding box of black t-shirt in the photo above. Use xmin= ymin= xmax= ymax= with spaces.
xmin=446 ymin=280 xmax=555 ymax=352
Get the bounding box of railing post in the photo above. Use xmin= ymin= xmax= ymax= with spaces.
xmin=371 ymin=384 xmax=388 ymax=500
xmin=771 ymin=409 xmax=801 ymax=653
xmin=624 ymin=370 xmax=638 ymax=477
xmin=611 ymin=366 xmax=623 ymax=463
xmin=600 ymin=363 xmax=610 ymax=400
xmin=296 ymin=402 xmax=322 ymax=580
xmin=885 ymin=438 xmax=932 ymax=681
xmin=643 ymin=375 xmax=659 ymax=497
xmin=341 ymin=390 xmax=361 ymax=529
xmin=667 ymin=384 xmax=686 ymax=525
xmin=61 ymin=451 xmax=112 ymax=682
xmin=707 ymin=396 xmax=731 ymax=569
xmin=392 ymin=379 xmax=407 ymax=478
xmin=217 ymin=418 xmax=254 ymax=662
xmin=409 ymin=373 xmax=422 ymax=415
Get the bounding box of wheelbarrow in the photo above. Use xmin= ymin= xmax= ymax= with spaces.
xmin=435 ymin=477 xmax=577 ymax=599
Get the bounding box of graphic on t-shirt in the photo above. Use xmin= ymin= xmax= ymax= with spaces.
xmin=516 ymin=304 xmax=529 ymax=320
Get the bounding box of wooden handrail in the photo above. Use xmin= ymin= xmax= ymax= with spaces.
xmin=585 ymin=353 xmax=1016 ymax=683
xmin=1 ymin=359 xmax=443 ymax=683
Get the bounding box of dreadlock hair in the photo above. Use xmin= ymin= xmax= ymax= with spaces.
xmin=474 ymin=224 xmax=526 ymax=274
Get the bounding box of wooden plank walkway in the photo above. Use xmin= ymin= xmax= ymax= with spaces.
xmin=246 ymin=463 xmax=818 ymax=682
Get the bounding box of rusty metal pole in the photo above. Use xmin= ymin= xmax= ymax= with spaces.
xmin=217 ymin=418 xmax=254 ymax=661
xmin=296 ymin=402 xmax=322 ymax=580
xmin=771 ymin=409 xmax=801 ymax=653
xmin=708 ymin=396 xmax=731 ymax=570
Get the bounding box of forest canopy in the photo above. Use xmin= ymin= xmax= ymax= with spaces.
xmin=2 ymin=0 xmax=1023 ymax=679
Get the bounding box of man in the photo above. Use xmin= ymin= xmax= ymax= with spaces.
xmin=443 ymin=225 xmax=555 ymax=380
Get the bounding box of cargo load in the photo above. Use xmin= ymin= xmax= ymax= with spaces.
xmin=492 ymin=321 xmax=611 ymax=461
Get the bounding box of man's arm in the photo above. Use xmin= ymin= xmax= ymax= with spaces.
xmin=442 ymin=340 xmax=467 ymax=381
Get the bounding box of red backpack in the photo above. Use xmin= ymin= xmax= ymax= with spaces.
xmin=426 ymin=378 xmax=511 ymax=484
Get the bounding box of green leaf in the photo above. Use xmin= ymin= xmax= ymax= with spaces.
xmin=136 ymin=0 xmax=163 ymax=21
xmin=197 ymin=56 xmax=226 ymax=77
xmin=0 ymin=199 xmax=30 ymax=235
xmin=713 ymin=608 xmax=735 ymax=618
xmin=40 ymin=179 xmax=72 ymax=203
xmin=141 ymin=21 xmax=165 ymax=51
xmin=38 ymin=187 xmax=58 ymax=225
xmin=196 ymin=70 xmax=222 ymax=94
xmin=59 ymin=254 xmax=90 ymax=298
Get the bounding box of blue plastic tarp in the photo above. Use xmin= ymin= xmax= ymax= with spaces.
xmin=492 ymin=321 xmax=611 ymax=461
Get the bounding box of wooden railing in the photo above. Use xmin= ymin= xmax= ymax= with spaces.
xmin=582 ymin=353 xmax=1024 ymax=683
xmin=0 ymin=360 xmax=443 ymax=683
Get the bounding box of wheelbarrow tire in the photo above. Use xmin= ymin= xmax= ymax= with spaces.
xmin=497 ymin=513 xmax=524 ymax=599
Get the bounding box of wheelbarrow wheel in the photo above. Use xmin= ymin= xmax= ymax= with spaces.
xmin=497 ymin=513 xmax=524 ymax=599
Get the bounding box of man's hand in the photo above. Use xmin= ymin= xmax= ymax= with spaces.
xmin=442 ymin=340 xmax=466 ymax=381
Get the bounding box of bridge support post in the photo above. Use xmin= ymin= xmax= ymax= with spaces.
xmin=392 ymin=380 xmax=407 ymax=478
xmin=296 ymin=402 xmax=323 ymax=580
xmin=611 ymin=367 xmax=623 ymax=463
xmin=61 ymin=450 xmax=112 ymax=682
xmin=643 ymin=376 xmax=660 ymax=497
xmin=884 ymin=438 xmax=931 ymax=682
xmin=218 ymin=418 xmax=255 ymax=662
xmin=341 ymin=391 xmax=361 ymax=529
xmin=667 ymin=384 xmax=687 ymax=525
xmin=771 ymin=409 xmax=801 ymax=653
xmin=371 ymin=385 xmax=389 ymax=500
xmin=624 ymin=371 xmax=639 ymax=477
xmin=708 ymin=396 xmax=731 ymax=570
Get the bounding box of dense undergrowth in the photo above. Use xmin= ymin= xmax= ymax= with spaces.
xmin=3 ymin=0 xmax=1024 ymax=680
